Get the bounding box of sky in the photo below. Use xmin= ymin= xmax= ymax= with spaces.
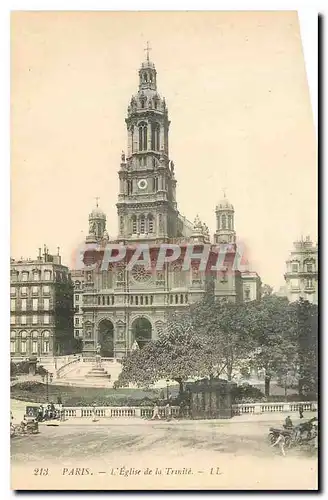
xmin=11 ymin=11 xmax=317 ymax=290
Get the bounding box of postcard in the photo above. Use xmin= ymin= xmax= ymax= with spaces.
xmin=10 ymin=10 xmax=318 ymax=491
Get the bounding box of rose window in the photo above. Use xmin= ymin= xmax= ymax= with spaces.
xmin=131 ymin=265 xmax=152 ymax=283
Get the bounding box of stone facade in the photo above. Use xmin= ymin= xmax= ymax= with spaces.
xmin=71 ymin=269 xmax=85 ymax=338
xmin=71 ymin=51 xmax=261 ymax=358
xmin=10 ymin=247 xmax=74 ymax=358
xmin=284 ymin=236 xmax=318 ymax=304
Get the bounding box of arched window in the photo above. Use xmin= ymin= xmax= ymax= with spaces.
xmin=148 ymin=214 xmax=154 ymax=233
xmin=151 ymin=123 xmax=160 ymax=151
xmin=145 ymin=296 xmax=149 ymax=305
xmin=139 ymin=215 xmax=146 ymax=234
xmin=139 ymin=122 xmax=147 ymax=150
xmin=221 ymin=215 xmax=227 ymax=229
xmin=131 ymin=215 xmax=137 ymax=234
xmin=102 ymin=296 xmax=105 ymax=305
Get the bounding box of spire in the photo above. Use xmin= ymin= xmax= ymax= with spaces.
xmin=144 ymin=41 xmax=152 ymax=62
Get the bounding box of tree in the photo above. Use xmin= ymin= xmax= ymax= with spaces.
xmin=116 ymin=294 xmax=255 ymax=393
xmin=246 ymin=296 xmax=298 ymax=397
xmin=291 ymin=299 xmax=318 ymax=397
xmin=261 ymin=283 xmax=274 ymax=297
xmin=116 ymin=310 xmax=205 ymax=394
xmin=71 ymin=337 xmax=83 ymax=354
xmin=190 ymin=298 xmax=255 ymax=382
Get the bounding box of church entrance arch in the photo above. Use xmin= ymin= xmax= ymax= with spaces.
xmin=98 ymin=319 xmax=114 ymax=357
xmin=132 ymin=317 xmax=152 ymax=349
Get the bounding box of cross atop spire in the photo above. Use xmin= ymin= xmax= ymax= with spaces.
xmin=144 ymin=41 xmax=152 ymax=62
xmin=95 ymin=196 xmax=100 ymax=208
xmin=223 ymin=188 xmax=227 ymax=198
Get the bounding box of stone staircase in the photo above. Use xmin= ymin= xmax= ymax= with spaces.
xmin=52 ymin=358 xmax=123 ymax=388
xmin=85 ymin=365 xmax=111 ymax=380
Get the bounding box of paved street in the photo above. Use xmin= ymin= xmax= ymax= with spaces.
xmin=11 ymin=406 xmax=318 ymax=490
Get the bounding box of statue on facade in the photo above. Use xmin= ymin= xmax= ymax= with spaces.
xmin=95 ymin=343 xmax=101 ymax=366
xmin=131 ymin=340 xmax=139 ymax=351
xmin=170 ymin=161 xmax=175 ymax=173
xmin=121 ymin=151 xmax=126 ymax=162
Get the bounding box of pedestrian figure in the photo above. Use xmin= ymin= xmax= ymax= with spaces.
xmin=284 ymin=415 xmax=293 ymax=429
xmin=299 ymin=406 xmax=304 ymax=419
xmin=165 ymin=402 xmax=171 ymax=422
xmin=37 ymin=405 xmax=44 ymax=422
xmin=151 ymin=403 xmax=161 ymax=420
xmin=20 ymin=415 xmax=28 ymax=434
xmin=271 ymin=433 xmax=286 ymax=456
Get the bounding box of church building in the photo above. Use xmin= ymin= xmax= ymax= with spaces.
xmin=72 ymin=48 xmax=261 ymax=358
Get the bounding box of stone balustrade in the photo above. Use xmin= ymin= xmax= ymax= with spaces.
xmin=232 ymin=401 xmax=317 ymax=415
xmin=60 ymin=402 xmax=317 ymax=420
xmin=56 ymin=357 xmax=81 ymax=378
xmin=62 ymin=406 xmax=180 ymax=419
xmin=81 ymin=357 xmax=118 ymax=363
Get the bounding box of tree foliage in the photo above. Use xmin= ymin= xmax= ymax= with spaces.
xmin=116 ymin=292 xmax=318 ymax=399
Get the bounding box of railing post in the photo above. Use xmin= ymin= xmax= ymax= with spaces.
xmin=253 ymin=404 xmax=261 ymax=414
xmin=135 ymin=407 xmax=141 ymax=417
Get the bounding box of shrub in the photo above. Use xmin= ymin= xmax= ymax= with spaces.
xmin=12 ymin=381 xmax=44 ymax=392
xmin=36 ymin=365 xmax=48 ymax=376
xmin=15 ymin=361 xmax=30 ymax=374
xmin=232 ymin=383 xmax=265 ymax=403
xmin=10 ymin=361 xmax=17 ymax=377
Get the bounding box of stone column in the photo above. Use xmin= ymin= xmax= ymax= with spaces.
xmin=147 ymin=122 xmax=152 ymax=151
xmin=127 ymin=127 xmax=132 ymax=156
xmin=160 ymin=125 xmax=165 ymax=152
xmin=119 ymin=177 xmax=124 ymax=194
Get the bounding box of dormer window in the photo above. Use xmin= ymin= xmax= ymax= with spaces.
xmin=291 ymin=263 xmax=299 ymax=273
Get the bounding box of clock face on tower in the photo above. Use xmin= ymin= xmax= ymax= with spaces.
xmin=138 ymin=179 xmax=148 ymax=190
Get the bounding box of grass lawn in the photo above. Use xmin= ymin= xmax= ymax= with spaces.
xmin=10 ymin=381 xmax=169 ymax=406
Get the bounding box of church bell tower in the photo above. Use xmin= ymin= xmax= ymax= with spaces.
xmin=214 ymin=193 xmax=236 ymax=244
xmin=116 ymin=44 xmax=179 ymax=242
